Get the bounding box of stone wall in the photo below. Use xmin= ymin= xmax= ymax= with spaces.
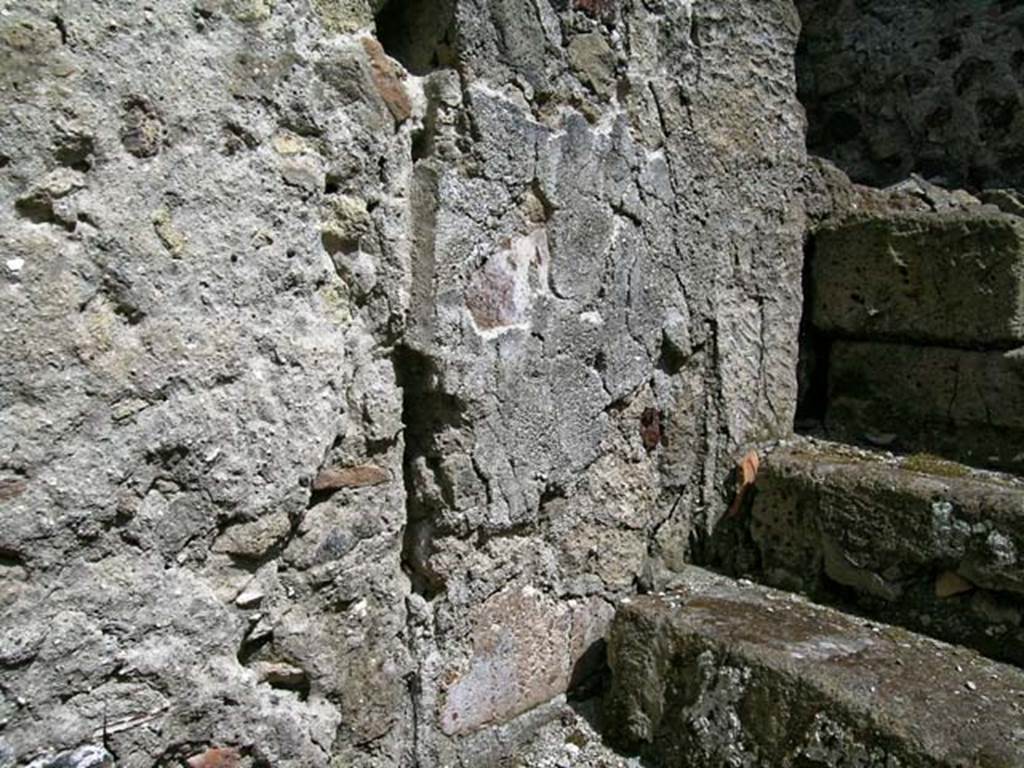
xmin=796 ymin=167 xmax=1024 ymax=475
xmin=0 ymin=1 xmax=806 ymax=765
xmin=798 ymin=0 xmax=1024 ymax=190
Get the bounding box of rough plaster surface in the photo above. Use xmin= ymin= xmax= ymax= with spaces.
xmin=0 ymin=0 xmax=805 ymax=765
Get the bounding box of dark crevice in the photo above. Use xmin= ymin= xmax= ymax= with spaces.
xmin=52 ymin=15 xmax=68 ymax=45
xmin=324 ymin=174 xmax=342 ymax=195
xmin=567 ymin=638 xmax=609 ymax=701
xmin=15 ymin=196 xmax=74 ymax=230
xmin=700 ymin=482 xmax=763 ymax=577
xmin=0 ymin=547 xmax=26 ymax=569
xmin=222 ymin=122 xmax=258 ymax=156
xmin=410 ymin=84 xmax=439 ymax=162
xmin=375 ymin=0 xmax=458 ymax=76
xmin=53 ymin=126 xmax=95 ymax=170
xmin=404 ymin=670 xmax=421 ymax=763
xmin=539 ymin=481 xmax=567 ymax=507
xmin=110 ymin=300 xmax=146 ymax=326
xmin=795 ymin=330 xmax=830 ymax=428
xmin=408 ymin=127 xmax=430 ymax=163
xmin=658 ymin=331 xmax=687 ymax=376
xmin=264 ymin=668 xmax=311 ymax=702
xmin=812 ymin=568 xmax=1024 ymax=668
xmin=223 ymin=552 xmax=268 ymax=576
xmin=391 ymin=345 xmax=467 ymax=764
xmin=244 ymin=747 xmax=274 ymax=768
xmin=795 ymin=236 xmax=830 ymax=431
xmin=400 ymin=523 xmax=441 ymax=599
xmin=101 ymin=706 xmax=118 ymax=763
xmin=394 ymin=345 xmax=467 ymax=599
xmin=471 ymin=519 xmax=536 ymax=549
xmin=236 ymin=632 xmax=272 ymax=666
xmin=365 ymin=435 xmax=400 ymax=458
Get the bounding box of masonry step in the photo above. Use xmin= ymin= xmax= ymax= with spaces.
xmin=811 ymin=208 xmax=1024 ymax=349
xmin=824 ymin=339 xmax=1024 ymax=474
xmin=605 ymin=566 xmax=1024 ymax=767
xmin=801 ymin=204 xmax=1024 ymax=474
xmin=726 ymin=437 xmax=1024 ymax=666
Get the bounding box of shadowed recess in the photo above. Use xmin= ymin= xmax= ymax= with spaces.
xmin=375 ymin=0 xmax=458 ymax=75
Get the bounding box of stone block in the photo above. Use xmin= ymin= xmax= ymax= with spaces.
xmin=439 ymin=587 xmax=611 ymax=736
xmin=606 ymin=566 xmax=1024 ymax=766
xmin=745 ymin=439 xmax=1024 ymax=664
xmin=826 ymin=340 xmax=1024 ymax=472
xmin=812 ymin=211 xmax=1024 ymax=347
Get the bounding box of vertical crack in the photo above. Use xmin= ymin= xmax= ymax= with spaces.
xmin=394 ymin=345 xmax=428 ymax=768
xmin=795 ymin=235 xmax=831 ymax=430
xmin=393 ymin=344 xmax=468 ymax=766
xmin=408 ymin=165 xmax=440 ymax=347
xmin=394 ymin=345 xmax=464 ymax=599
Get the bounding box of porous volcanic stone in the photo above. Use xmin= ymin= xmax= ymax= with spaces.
xmin=607 ymin=566 xmax=1024 ymax=767
xmin=812 ymin=210 xmax=1024 ymax=348
xmin=0 ymin=0 xmax=807 ymax=763
xmin=746 ymin=438 xmax=1024 ymax=665
xmin=826 ymin=340 xmax=1024 ymax=472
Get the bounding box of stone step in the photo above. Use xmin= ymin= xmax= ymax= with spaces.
xmin=736 ymin=437 xmax=1024 ymax=666
xmin=605 ymin=566 xmax=1024 ymax=767
xmin=811 ymin=209 xmax=1024 ymax=348
xmin=825 ymin=339 xmax=1024 ymax=474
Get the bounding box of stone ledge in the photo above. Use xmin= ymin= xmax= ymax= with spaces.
xmin=746 ymin=438 xmax=1024 ymax=665
xmin=606 ymin=565 xmax=1024 ymax=767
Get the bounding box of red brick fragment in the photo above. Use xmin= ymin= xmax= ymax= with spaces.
xmin=313 ymin=464 xmax=390 ymax=491
xmin=186 ymin=747 xmax=241 ymax=768
xmin=361 ymin=37 xmax=412 ymax=124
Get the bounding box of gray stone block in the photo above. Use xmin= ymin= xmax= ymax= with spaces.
xmin=746 ymin=439 xmax=1024 ymax=664
xmin=607 ymin=565 xmax=1024 ymax=767
xmin=826 ymin=340 xmax=1024 ymax=472
xmin=812 ymin=211 xmax=1024 ymax=347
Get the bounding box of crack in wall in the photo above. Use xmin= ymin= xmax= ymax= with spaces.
xmin=394 ymin=345 xmax=469 ymax=599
